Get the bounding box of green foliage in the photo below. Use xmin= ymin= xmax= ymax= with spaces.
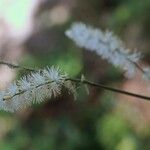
xmin=96 ymin=114 xmax=137 ymax=150
xmin=109 ymin=0 xmax=150 ymax=32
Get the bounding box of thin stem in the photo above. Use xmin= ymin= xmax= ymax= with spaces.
xmin=0 ymin=61 xmax=35 ymax=72
xmin=67 ymin=78 xmax=150 ymax=101
xmin=3 ymin=80 xmax=55 ymax=101
xmin=3 ymin=77 xmax=150 ymax=101
xmin=1 ymin=61 xmax=150 ymax=101
xmin=132 ymin=61 xmax=150 ymax=79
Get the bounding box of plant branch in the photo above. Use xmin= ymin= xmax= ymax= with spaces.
xmin=1 ymin=61 xmax=150 ymax=101
xmin=67 ymin=78 xmax=150 ymax=101
xmin=3 ymin=80 xmax=55 ymax=101
xmin=0 ymin=61 xmax=35 ymax=72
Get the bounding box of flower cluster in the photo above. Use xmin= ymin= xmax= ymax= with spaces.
xmin=65 ymin=22 xmax=141 ymax=77
xmin=0 ymin=66 xmax=75 ymax=112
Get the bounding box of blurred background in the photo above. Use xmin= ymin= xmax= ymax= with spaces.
xmin=0 ymin=0 xmax=150 ymax=149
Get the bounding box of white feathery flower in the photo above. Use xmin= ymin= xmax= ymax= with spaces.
xmin=64 ymin=81 xmax=77 ymax=99
xmin=44 ymin=66 xmax=63 ymax=81
xmin=0 ymin=91 xmax=15 ymax=112
xmin=66 ymin=22 xmax=141 ymax=77
xmin=143 ymin=67 xmax=150 ymax=80
xmin=5 ymin=83 xmax=19 ymax=97
xmin=30 ymin=71 xmax=45 ymax=86
xmin=0 ymin=66 xmax=76 ymax=112
xmin=17 ymin=77 xmax=31 ymax=91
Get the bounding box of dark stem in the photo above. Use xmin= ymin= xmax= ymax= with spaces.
xmin=3 ymin=80 xmax=54 ymax=101
xmin=0 ymin=61 xmax=35 ymax=72
xmin=3 ymin=77 xmax=150 ymax=101
xmin=1 ymin=61 xmax=150 ymax=101
xmin=66 ymin=78 xmax=150 ymax=101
